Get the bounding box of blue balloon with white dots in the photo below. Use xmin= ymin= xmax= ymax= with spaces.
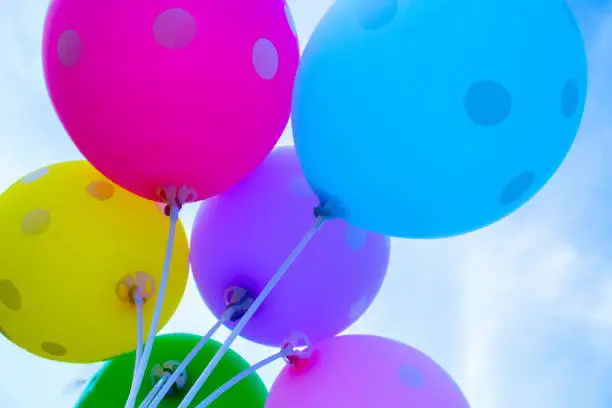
xmin=293 ymin=0 xmax=587 ymax=238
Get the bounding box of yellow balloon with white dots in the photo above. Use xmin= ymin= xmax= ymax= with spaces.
xmin=0 ymin=161 xmax=189 ymax=363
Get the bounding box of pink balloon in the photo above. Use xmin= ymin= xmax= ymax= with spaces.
xmin=43 ymin=0 xmax=299 ymax=202
xmin=267 ymin=335 xmax=470 ymax=408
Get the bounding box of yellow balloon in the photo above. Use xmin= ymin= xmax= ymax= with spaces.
xmin=0 ymin=161 xmax=189 ymax=363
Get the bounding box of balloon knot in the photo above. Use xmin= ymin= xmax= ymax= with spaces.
xmin=314 ymin=191 xmax=345 ymax=219
xmin=127 ymin=286 xmax=143 ymax=304
xmin=223 ymin=286 xmax=255 ymax=322
xmin=281 ymin=332 xmax=313 ymax=365
xmin=116 ymin=272 xmax=156 ymax=305
xmin=158 ymin=185 xmax=197 ymax=217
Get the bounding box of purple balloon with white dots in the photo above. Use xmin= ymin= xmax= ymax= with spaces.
xmin=190 ymin=146 xmax=390 ymax=347
xmin=267 ymin=334 xmax=470 ymax=408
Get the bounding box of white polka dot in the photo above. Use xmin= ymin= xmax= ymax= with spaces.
xmin=348 ymin=296 xmax=369 ymax=321
xmin=285 ymin=3 xmax=298 ymax=37
xmin=253 ymin=38 xmax=279 ymax=80
xmin=86 ymin=180 xmax=115 ymax=201
xmin=345 ymin=224 xmax=367 ymax=250
xmin=398 ymin=364 xmax=426 ymax=388
xmin=153 ymin=8 xmax=197 ymax=49
xmin=57 ymin=30 xmax=82 ymax=67
xmin=289 ymin=176 xmax=313 ymax=197
xmin=22 ymin=209 xmax=51 ymax=236
xmin=22 ymin=167 xmax=49 ymax=184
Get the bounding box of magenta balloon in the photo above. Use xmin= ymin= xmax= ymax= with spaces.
xmin=266 ymin=335 xmax=470 ymax=408
xmin=43 ymin=0 xmax=299 ymax=202
xmin=190 ymin=146 xmax=390 ymax=347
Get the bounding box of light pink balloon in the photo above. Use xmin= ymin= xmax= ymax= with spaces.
xmin=43 ymin=0 xmax=299 ymax=202
xmin=267 ymin=335 xmax=470 ymax=408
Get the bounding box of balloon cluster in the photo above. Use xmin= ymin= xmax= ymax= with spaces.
xmin=0 ymin=0 xmax=586 ymax=407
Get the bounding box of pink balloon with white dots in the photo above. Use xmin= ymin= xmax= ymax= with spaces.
xmin=42 ymin=0 xmax=300 ymax=202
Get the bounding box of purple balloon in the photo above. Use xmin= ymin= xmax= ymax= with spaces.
xmin=190 ymin=146 xmax=390 ymax=347
xmin=266 ymin=335 xmax=470 ymax=408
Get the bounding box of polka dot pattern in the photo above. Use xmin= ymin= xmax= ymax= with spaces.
xmin=22 ymin=167 xmax=49 ymax=184
xmin=345 ymin=224 xmax=367 ymax=250
xmin=253 ymin=38 xmax=279 ymax=80
xmin=57 ymin=30 xmax=82 ymax=67
xmin=153 ymin=8 xmax=197 ymax=49
xmin=398 ymin=364 xmax=426 ymax=388
xmin=21 ymin=209 xmax=51 ymax=235
xmin=86 ymin=180 xmax=115 ymax=201
xmin=284 ymin=3 xmax=298 ymax=37
xmin=500 ymin=171 xmax=535 ymax=205
xmin=464 ymin=80 xmax=512 ymax=126
xmin=289 ymin=176 xmax=313 ymax=197
xmin=0 ymin=280 xmax=22 ymax=311
xmin=358 ymin=0 xmax=398 ymax=30
xmin=348 ymin=296 xmax=369 ymax=321
xmin=561 ymin=79 xmax=578 ymax=117
xmin=42 ymin=341 xmax=68 ymax=356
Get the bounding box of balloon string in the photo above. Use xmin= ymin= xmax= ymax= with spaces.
xmin=176 ymin=217 xmax=326 ymax=408
xmin=194 ymin=351 xmax=285 ymax=408
xmin=138 ymin=374 xmax=169 ymax=408
xmin=145 ymin=317 xmax=226 ymax=408
xmin=126 ymin=205 xmax=180 ymax=408
xmin=134 ymin=289 xmax=144 ymax=371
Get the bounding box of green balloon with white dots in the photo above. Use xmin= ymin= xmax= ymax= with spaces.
xmin=75 ymin=333 xmax=268 ymax=408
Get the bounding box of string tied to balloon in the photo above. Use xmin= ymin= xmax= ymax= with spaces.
xmin=224 ymin=286 xmax=255 ymax=322
xmin=116 ymin=272 xmax=156 ymax=305
xmin=116 ymin=272 xmax=157 ymax=393
xmin=144 ymin=291 xmax=255 ymax=408
xmin=150 ymin=361 xmax=187 ymax=395
xmin=193 ymin=332 xmax=313 ymax=408
xmin=133 ymin=288 xmax=145 ymax=373
xmin=176 ymin=217 xmax=327 ymax=408
xmin=138 ymin=373 xmax=170 ymax=408
xmin=158 ymin=185 xmax=197 ymax=217
xmin=280 ymin=332 xmax=312 ymax=365
xmin=313 ymin=191 xmax=345 ymax=219
xmin=126 ymin=186 xmax=194 ymax=408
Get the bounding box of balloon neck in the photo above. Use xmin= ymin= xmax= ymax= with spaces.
xmin=157 ymin=185 xmax=197 ymax=218
xmin=281 ymin=332 xmax=313 ymax=365
xmin=127 ymin=286 xmax=142 ymax=304
xmin=151 ymin=361 xmax=187 ymax=395
xmin=314 ymin=191 xmax=345 ymax=219
xmin=116 ymin=272 xmax=156 ymax=305
xmin=223 ymin=286 xmax=255 ymax=322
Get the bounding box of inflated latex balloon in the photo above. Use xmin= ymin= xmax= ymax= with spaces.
xmin=43 ymin=0 xmax=299 ymax=202
xmin=293 ymin=0 xmax=587 ymax=238
xmin=75 ymin=333 xmax=268 ymax=408
xmin=0 ymin=161 xmax=188 ymax=363
xmin=266 ymin=334 xmax=469 ymax=408
xmin=191 ymin=146 xmax=390 ymax=347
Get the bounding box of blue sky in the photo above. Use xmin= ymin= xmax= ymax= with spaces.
xmin=2 ymin=0 xmax=612 ymax=407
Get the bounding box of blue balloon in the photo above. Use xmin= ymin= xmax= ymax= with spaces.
xmin=293 ymin=0 xmax=587 ymax=238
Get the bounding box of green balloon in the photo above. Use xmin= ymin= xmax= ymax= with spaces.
xmin=75 ymin=333 xmax=268 ymax=408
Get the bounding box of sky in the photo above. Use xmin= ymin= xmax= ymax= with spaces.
xmin=1 ymin=0 xmax=612 ymax=407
